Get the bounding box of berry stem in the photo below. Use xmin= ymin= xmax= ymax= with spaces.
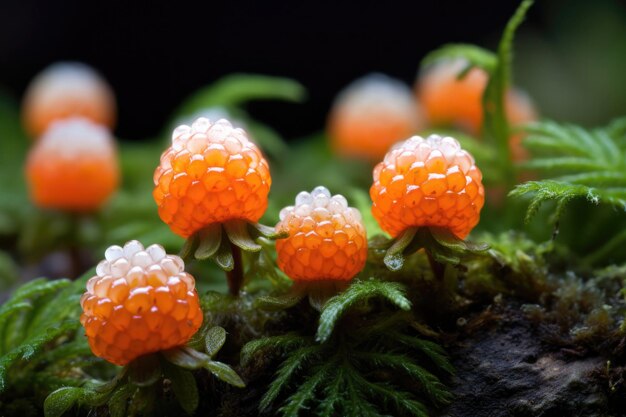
xmin=426 ymin=250 xmax=445 ymax=281
xmin=226 ymin=243 xmax=244 ymax=296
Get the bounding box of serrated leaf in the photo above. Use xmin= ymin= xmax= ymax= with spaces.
xmin=204 ymin=360 xmax=246 ymax=388
xmin=44 ymin=386 xmax=84 ymax=417
xmin=316 ymin=280 xmax=411 ymax=343
xmin=194 ymin=224 xmax=222 ymax=260
xmin=205 ymin=326 xmax=226 ymax=358
xmin=224 ymin=219 xmax=262 ymax=252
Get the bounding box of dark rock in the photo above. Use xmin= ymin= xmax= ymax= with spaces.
xmin=441 ymin=306 xmax=608 ymax=417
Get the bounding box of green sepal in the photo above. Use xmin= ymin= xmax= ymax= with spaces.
xmin=383 ymin=228 xmax=418 ymax=271
xmin=194 ymin=223 xmax=223 ymax=260
xmin=179 ymin=232 xmax=200 ymax=262
xmin=225 ymin=219 xmax=262 ymax=252
xmin=43 ymin=386 xmax=85 ymax=417
xmin=382 ymin=227 xmax=489 ymax=271
xmin=248 ymin=222 xmax=289 ymax=240
xmin=162 ymin=361 xmax=199 ymax=415
xmin=127 ymin=354 xmax=162 ymax=387
xmin=212 ymin=231 xmax=235 ymax=271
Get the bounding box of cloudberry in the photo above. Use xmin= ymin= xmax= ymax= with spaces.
xmin=25 ymin=117 xmax=119 ymax=212
xmin=507 ymin=88 xmax=538 ymax=161
xmin=370 ymin=134 xmax=485 ymax=239
xmin=153 ymin=118 xmax=271 ymax=238
xmin=416 ymin=59 xmax=537 ymax=141
xmin=328 ymin=74 xmax=423 ymax=160
xmin=275 ymin=186 xmax=367 ymax=281
xmin=80 ymin=241 xmax=203 ymax=366
xmin=22 ymin=62 xmax=116 ymax=137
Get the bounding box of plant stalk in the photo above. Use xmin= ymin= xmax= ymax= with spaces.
xmin=426 ymin=250 xmax=445 ymax=281
xmin=226 ymin=243 xmax=244 ymax=296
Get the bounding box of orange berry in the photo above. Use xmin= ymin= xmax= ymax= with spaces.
xmin=370 ymin=135 xmax=485 ymax=239
xmin=417 ymin=59 xmax=538 ymax=146
xmin=506 ymin=88 xmax=538 ymax=161
xmin=22 ymin=62 xmax=116 ymax=137
xmin=80 ymin=241 xmax=203 ymax=366
xmin=25 ymin=117 xmax=119 ymax=212
xmin=276 ymin=186 xmax=368 ymax=281
xmin=328 ymin=74 xmax=423 ymax=160
xmin=153 ymin=118 xmax=271 ymax=238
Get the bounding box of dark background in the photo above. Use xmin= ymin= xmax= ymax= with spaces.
xmin=0 ymin=0 xmax=623 ymax=140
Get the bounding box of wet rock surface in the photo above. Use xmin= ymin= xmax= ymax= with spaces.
xmin=441 ymin=306 xmax=608 ymax=417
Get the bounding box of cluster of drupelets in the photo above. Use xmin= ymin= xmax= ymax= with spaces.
xmin=21 ymin=61 xmax=485 ymax=368
xmin=328 ymin=59 xmax=537 ymax=162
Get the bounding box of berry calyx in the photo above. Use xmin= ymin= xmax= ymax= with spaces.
xmin=25 ymin=117 xmax=119 ymax=212
xmin=276 ymin=186 xmax=368 ymax=282
xmin=22 ymin=62 xmax=116 ymax=137
xmin=370 ymin=134 xmax=485 ymax=239
xmin=153 ymin=118 xmax=271 ymax=238
xmin=328 ymin=74 xmax=423 ymax=160
xmin=80 ymin=241 xmax=203 ymax=366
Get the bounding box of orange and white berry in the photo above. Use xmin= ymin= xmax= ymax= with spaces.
xmin=25 ymin=117 xmax=119 ymax=212
xmin=22 ymin=62 xmax=116 ymax=137
xmin=370 ymin=134 xmax=485 ymax=239
xmin=275 ymin=186 xmax=367 ymax=281
xmin=153 ymin=118 xmax=271 ymax=238
xmin=80 ymin=241 xmax=203 ymax=366
xmin=328 ymin=74 xmax=423 ymax=160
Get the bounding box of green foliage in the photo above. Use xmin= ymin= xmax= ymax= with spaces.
xmin=0 ymin=277 xmax=91 ymax=395
xmin=243 ymin=280 xmax=452 ymax=417
xmin=421 ymin=0 xmax=534 ymax=188
xmin=317 ymin=279 xmax=411 ymax=343
xmin=510 ymin=120 xmax=626 ymax=222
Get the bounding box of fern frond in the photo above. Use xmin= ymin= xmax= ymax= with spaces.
xmin=316 ymin=279 xmax=411 ymax=343
xmin=260 ymin=343 xmax=322 ymax=412
xmin=511 ymin=119 xmax=626 ymax=223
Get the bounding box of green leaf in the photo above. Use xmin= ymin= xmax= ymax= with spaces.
xmin=44 ymin=386 xmax=84 ymax=417
xmin=177 ymin=74 xmax=307 ymax=116
xmin=224 ymin=219 xmax=262 ymax=252
xmin=421 ymin=43 xmax=497 ymax=73
xmin=194 ymin=223 xmax=222 ymax=260
xmin=316 ymin=279 xmax=411 ymax=343
xmin=163 ymin=362 xmax=199 ymax=415
xmin=109 ymin=384 xmax=133 ymax=417
xmin=204 ymin=326 xmax=226 ymax=358
xmin=383 ymin=227 xmax=417 ymax=271
xmin=204 ymin=360 xmax=245 ymax=388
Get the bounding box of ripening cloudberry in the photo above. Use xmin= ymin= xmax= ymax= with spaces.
xmin=328 ymin=74 xmax=423 ymax=160
xmin=507 ymin=88 xmax=538 ymax=161
xmin=370 ymin=135 xmax=485 ymax=239
xmin=80 ymin=241 xmax=203 ymax=366
xmin=25 ymin=117 xmax=119 ymax=212
xmin=275 ymin=186 xmax=367 ymax=281
xmin=416 ymin=59 xmax=537 ymax=141
xmin=153 ymin=118 xmax=271 ymax=238
xmin=22 ymin=62 xmax=116 ymax=137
